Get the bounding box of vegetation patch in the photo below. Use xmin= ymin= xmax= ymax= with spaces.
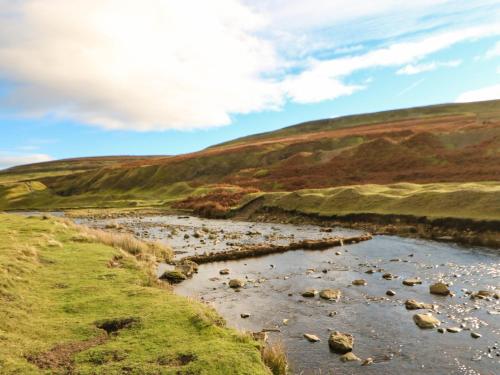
xmin=0 ymin=214 xmax=271 ymax=374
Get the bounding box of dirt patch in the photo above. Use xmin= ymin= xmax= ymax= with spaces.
xmin=26 ymin=334 xmax=107 ymax=373
xmin=157 ymin=353 xmax=197 ymax=367
xmin=95 ymin=316 xmax=141 ymax=334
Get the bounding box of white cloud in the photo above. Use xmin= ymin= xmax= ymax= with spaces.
xmin=284 ymin=26 xmax=500 ymax=103
xmin=397 ymin=60 xmax=462 ymax=75
xmin=0 ymin=0 xmax=283 ymax=131
xmin=0 ymin=153 xmax=53 ymax=170
xmin=486 ymin=41 xmax=500 ymax=58
xmin=455 ymin=84 xmax=500 ymax=102
xmin=0 ymin=0 xmax=499 ymax=130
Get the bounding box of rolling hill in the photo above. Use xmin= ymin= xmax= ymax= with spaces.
xmin=1 ymin=100 xmax=499 ymax=228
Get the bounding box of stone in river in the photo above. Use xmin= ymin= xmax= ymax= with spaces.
xmin=340 ymin=352 xmax=360 ymax=362
xmin=319 ymin=289 xmax=342 ymax=301
xmin=240 ymin=313 xmax=250 ymax=318
xmin=471 ymin=332 xmax=482 ymax=339
xmin=302 ymin=289 xmax=318 ymax=297
xmin=335 ymin=251 xmax=342 ymax=255
xmin=219 ymin=268 xmax=230 ymax=275
xmin=304 ymin=333 xmax=320 ymax=342
xmin=362 ymin=358 xmax=374 ymax=366
xmin=413 ymin=313 xmax=441 ymax=329
xmin=159 ymin=270 xmax=187 ymax=284
xmin=352 ymin=279 xmax=367 ymax=286
xmin=405 ymin=299 xmax=434 ymax=310
xmin=429 ymin=282 xmax=451 ymax=296
xmin=382 ymin=273 xmax=395 ymax=280
xmin=386 ymin=290 xmax=396 ymax=296
xmin=328 ymin=331 xmax=354 ymax=354
xmin=446 ymin=327 xmax=462 ymax=333
xmin=228 ymin=279 xmax=245 ymax=288
xmin=403 ymin=278 xmax=422 ymax=286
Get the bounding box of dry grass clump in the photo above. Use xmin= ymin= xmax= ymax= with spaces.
xmin=261 ymin=341 xmax=288 ymax=375
xmin=77 ymin=226 xmax=173 ymax=262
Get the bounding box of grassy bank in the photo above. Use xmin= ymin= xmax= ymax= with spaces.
xmin=251 ymin=182 xmax=500 ymax=221
xmin=0 ymin=214 xmax=270 ymax=374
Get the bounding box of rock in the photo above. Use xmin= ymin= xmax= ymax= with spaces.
xmin=335 ymin=251 xmax=342 ymax=255
xmin=319 ymin=289 xmax=342 ymax=301
xmin=472 ymin=290 xmax=494 ymax=299
xmin=405 ymin=299 xmax=434 ymax=310
xmin=446 ymin=327 xmax=462 ymax=333
xmin=413 ymin=313 xmax=441 ymax=329
xmin=328 ymin=311 xmax=338 ymax=317
xmin=159 ymin=270 xmax=187 ymax=284
xmin=183 ymin=234 xmax=190 ymax=239
xmin=352 ymin=279 xmax=367 ymax=286
xmin=328 ymin=331 xmax=354 ymax=354
xmin=403 ymin=278 xmax=422 ymax=286
xmin=176 ymin=260 xmax=198 ymax=277
xmin=240 ymin=313 xmax=250 ymax=318
xmin=382 ymin=273 xmax=395 ymax=280
xmin=340 ymin=352 xmax=360 ymax=362
xmin=362 ymin=358 xmax=374 ymax=366
xmin=386 ymin=290 xmax=396 ymax=296
xmin=229 ymin=279 xmax=245 ymax=288
xmin=471 ymin=332 xmax=482 ymax=339
xmin=282 ymin=319 xmax=289 ymax=325
xmin=437 ymin=327 xmax=445 ymax=333
xmin=302 ymin=289 xmax=318 ymax=298
xmin=219 ymin=268 xmax=230 ymax=275
xmin=430 ymin=282 xmax=451 ymax=296
xmin=304 ymin=333 xmax=320 ymax=342
xmin=365 ymin=269 xmax=375 ymax=274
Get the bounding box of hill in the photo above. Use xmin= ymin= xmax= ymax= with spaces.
xmin=0 ymin=100 xmax=499 ymax=228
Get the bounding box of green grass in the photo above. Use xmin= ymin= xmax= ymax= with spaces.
xmin=255 ymin=182 xmax=500 ymax=221
xmin=0 ymin=214 xmax=270 ymax=374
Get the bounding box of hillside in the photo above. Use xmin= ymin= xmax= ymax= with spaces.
xmin=0 ymin=100 xmax=499 ymax=224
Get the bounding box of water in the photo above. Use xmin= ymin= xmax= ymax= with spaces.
xmin=79 ymin=215 xmax=500 ymax=375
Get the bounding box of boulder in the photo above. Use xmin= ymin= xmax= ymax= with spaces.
xmin=429 ymin=282 xmax=450 ymax=296
xmin=229 ymin=279 xmax=245 ymax=288
xmin=219 ymin=268 xmax=230 ymax=275
xmin=471 ymin=332 xmax=482 ymax=339
xmin=302 ymin=289 xmax=318 ymax=298
xmin=340 ymin=352 xmax=360 ymax=362
xmin=446 ymin=327 xmax=462 ymax=333
xmin=413 ymin=313 xmax=441 ymax=329
xmin=386 ymin=290 xmax=396 ymax=296
xmin=160 ymin=270 xmax=187 ymax=284
xmin=403 ymin=278 xmax=422 ymax=286
xmin=176 ymin=260 xmax=198 ymax=277
xmin=328 ymin=331 xmax=354 ymax=354
xmin=405 ymin=299 xmax=434 ymax=310
xmin=352 ymin=279 xmax=367 ymax=286
xmin=304 ymin=333 xmax=320 ymax=342
xmin=240 ymin=313 xmax=250 ymax=318
xmin=319 ymin=289 xmax=342 ymax=301
xmin=382 ymin=273 xmax=395 ymax=280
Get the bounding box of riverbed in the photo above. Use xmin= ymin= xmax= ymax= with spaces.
xmin=78 ymin=214 xmax=500 ymax=375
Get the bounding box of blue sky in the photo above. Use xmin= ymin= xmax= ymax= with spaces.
xmin=1 ymin=0 xmax=500 ymax=169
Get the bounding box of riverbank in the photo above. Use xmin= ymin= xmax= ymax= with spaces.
xmin=0 ymin=213 xmax=271 ymax=374
xmin=232 ymin=204 xmax=500 ymax=249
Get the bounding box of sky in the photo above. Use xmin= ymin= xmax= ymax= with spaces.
xmin=1 ymin=0 xmax=500 ymax=169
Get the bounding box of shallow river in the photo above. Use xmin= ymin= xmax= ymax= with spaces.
xmin=79 ymin=215 xmax=499 ymax=375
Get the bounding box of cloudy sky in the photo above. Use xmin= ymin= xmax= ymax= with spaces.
xmin=1 ymin=0 xmax=500 ymax=169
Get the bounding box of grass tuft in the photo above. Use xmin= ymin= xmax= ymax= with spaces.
xmin=262 ymin=341 xmax=288 ymax=375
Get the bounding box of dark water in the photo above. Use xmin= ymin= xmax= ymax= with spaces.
xmin=80 ymin=215 xmax=500 ymax=375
